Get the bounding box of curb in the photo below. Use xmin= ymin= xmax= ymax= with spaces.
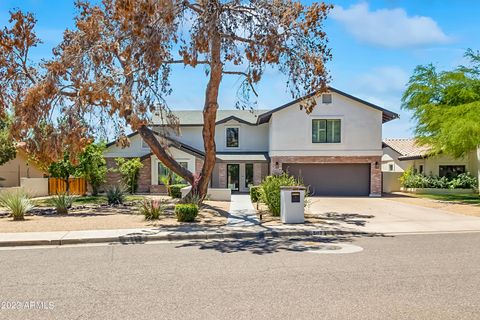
xmin=0 ymin=229 xmax=374 ymax=247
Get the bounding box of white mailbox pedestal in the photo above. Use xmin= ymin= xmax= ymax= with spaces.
xmin=280 ymin=186 xmax=305 ymax=224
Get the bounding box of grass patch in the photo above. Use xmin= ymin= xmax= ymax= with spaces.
xmin=414 ymin=193 xmax=480 ymax=204
xmin=32 ymin=195 xmax=146 ymax=207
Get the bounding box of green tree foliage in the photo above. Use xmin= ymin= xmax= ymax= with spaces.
xmin=115 ymin=158 xmax=143 ymax=194
xmin=76 ymin=143 xmax=107 ymax=196
xmin=402 ymin=49 xmax=480 ymax=158
xmin=48 ymin=153 xmax=77 ymax=193
xmin=0 ymin=118 xmax=16 ymax=166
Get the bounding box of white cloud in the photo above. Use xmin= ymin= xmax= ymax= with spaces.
xmin=354 ymin=66 xmax=409 ymax=94
xmin=331 ymin=2 xmax=450 ymax=48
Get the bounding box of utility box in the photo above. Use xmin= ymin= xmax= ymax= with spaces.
xmin=280 ymin=186 xmax=306 ymax=224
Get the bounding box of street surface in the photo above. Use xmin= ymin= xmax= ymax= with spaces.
xmin=0 ymin=232 xmax=479 ymax=319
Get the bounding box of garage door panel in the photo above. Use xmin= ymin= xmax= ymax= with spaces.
xmin=282 ymin=163 xmax=370 ymax=196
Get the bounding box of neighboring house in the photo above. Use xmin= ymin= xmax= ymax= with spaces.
xmin=382 ymin=138 xmax=479 ymax=178
xmin=104 ymin=87 xmax=399 ymax=196
xmin=0 ymin=150 xmax=46 ymax=187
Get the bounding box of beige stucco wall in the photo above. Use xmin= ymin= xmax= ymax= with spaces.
xmin=269 ymin=92 xmax=383 ymax=157
xmin=0 ymin=153 xmax=45 ymax=187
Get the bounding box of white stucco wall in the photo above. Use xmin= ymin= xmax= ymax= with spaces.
xmin=168 ymin=121 xmax=269 ymax=153
xmin=269 ymin=93 xmax=383 ymax=157
xmin=103 ymin=134 xmax=151 ymax=158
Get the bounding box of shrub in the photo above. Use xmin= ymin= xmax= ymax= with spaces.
xmin=106 ymin=185 xmax=125 ymax=205
xmin=169 ymin=184 xmax=188 ymax=199
xmin=449 ymin=173 xmax=478 ymax=190
xmin=175 ymin=203 xmax=198 ymax=222
xmin=115 ymin=158 xmax=143 ymax=194
xmin=250 ymin=186 xmax=261 ymax=203
xmin=139 ymin=199 xmax=166 ymax=220
xmin=260 ymin=173 xmax=302 ymax=216
xmin=50 ymin=193 xmax=74 ymax=214
xmin=0 ymin=190 xmax=33 ymax=221
xmin=400 ymin=167 xmax=478 ymax=190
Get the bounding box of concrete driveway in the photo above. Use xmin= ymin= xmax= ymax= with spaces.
xmin=307 ymin=196 xmax=480 ymax=234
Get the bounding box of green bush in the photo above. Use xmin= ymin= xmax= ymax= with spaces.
xmin=106 ymin=185 xmax=125 ymax=205
xmin=260 ymin=173 xmax=303 ymax=216
xmin=401 ymin=167 xmax=478 ymax=190
xmin=115 ymin=158 xmax=143 ymax=194
xmin=175 ymin=203 xmax=198 ymax=222
xmin=50 ymin=193 xmax=74 ymax=214
xmin=0 ymin=190 xmax=33 ymax=221
xmin=449 ymin=173 xmax=478 ymax=189
xmin=169 ymin=184 xmax=188 ymax=199
xmin=139 ymin=199 xmax=166 ymax=220
xmin=250 ymin=186 xmax=261 ymax=203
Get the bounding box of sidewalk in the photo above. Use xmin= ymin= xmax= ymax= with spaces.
xmin=226 ymin=194 xmax=260 ymax=227
xmin=0 ymin=222 xmax=369 ymax=247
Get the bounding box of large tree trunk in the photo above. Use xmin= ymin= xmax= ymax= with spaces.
xmin=138 ymin=125 xmax=194 ymax=185
xmin=192 ymin=31 xmax=222 ymax=199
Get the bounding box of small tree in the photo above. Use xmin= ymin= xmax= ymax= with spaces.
xmin=0 ymin=117 xmax=16 ymax=166
xmin=115 ymin=158 xmax=143 ymax=194
xmin=76 ymin=143 xmax=107 ymax=196
xmin=48 ymin=153 xmax=77 ymax=193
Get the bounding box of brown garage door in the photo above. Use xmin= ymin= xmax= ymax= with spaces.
xmin=282 ymin=163 xmax=371 ymax=196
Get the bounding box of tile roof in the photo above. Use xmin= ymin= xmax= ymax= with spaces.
xmin=383 ymin=138 xmax=432 ymax=160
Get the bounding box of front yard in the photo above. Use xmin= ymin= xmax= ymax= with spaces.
xmin=0 ymin=195 xmax=229 ymax=233
xmin=386 ymin=192 xmax=480 ymax=217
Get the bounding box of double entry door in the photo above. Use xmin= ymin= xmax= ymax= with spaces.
xmin=227 ymin=163 xmax=253 ymax=192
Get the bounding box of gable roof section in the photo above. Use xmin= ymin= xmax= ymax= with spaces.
xmin=167 ymin=109 xmax=269 ymax=126
xmin=383 ymin=138 xmax=431 ymax=160
xmin=257 ymin=87 xmax=399 ymax=124
xmin=105 ymin=131 xmax=205 ymax=159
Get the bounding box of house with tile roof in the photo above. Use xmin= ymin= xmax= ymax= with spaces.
xmin=104 ymin=87 xmax=399 ymax=196
xmin=382 ymin=138 xmax=479 ymax=179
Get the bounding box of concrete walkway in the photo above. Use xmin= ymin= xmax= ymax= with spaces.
xmin=226 ymin=194 xmax=261 ymax=227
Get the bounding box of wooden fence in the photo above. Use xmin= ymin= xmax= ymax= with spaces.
xmin=48 ymin=178 xmax=87 ymax=195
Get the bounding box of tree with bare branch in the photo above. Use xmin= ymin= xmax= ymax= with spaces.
xmin=0 ymin=0 xmax=332 ymax=200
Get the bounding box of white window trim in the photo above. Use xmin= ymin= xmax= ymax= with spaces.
xmin=225 ymin=126 xmax=240 ymax=149
xmin=310 ymin=116 xmax=344 ymax=145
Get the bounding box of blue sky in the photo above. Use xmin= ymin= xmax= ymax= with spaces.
xmin=1 ymin=0 xmax=478 ymax=138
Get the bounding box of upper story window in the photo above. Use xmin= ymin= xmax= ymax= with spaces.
xmin=312 ymin=119 xmax=341 ymax=143
xmin=141 ymin=139 xmax=149 ymax=149
xmin=226 ymin=127 xmax=239 ymax=148
xmin=322 ymin=93 xmax=332 ymax=104
xmin=388 ymin=164 xmax=394 ymax=171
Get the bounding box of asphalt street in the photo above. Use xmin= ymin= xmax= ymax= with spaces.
xmin=0 ymin=232 xmax=479 ymax=320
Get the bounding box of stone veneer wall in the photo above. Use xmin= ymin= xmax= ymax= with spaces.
xmin=269 ymin=155 xmax=382 ymax=196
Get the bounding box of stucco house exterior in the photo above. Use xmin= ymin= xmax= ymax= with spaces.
xmin=104 ymin=88 xmax=399 ymax=196
xmin=382 ymin=138 xmax=479 ymax=179
xmin=0 ymin=149 xmax=46 ymax=188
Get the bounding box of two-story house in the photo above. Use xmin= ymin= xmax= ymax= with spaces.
xmin=104 ymin=88 xmax=399 ymax=196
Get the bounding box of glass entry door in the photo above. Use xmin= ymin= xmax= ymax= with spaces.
xmin=227 ymin=164 xmax=240 ymax=191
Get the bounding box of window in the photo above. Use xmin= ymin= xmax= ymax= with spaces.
xmin=226 ymin=127 xmax=239 ymax=148
xmin=312 ymin=119 xmax=341 ymax=143
xmin=245 ymin=163 xmax=254 ymax=188
xmin=322 ymin=93 xmax=332 ymax=104
xmin=141 ymin=139 xmax=149 ymax=149
xmin=388 ymin=164 xmax=394 ymax=171
xmin=419 ymin=165 xmax=424 ymax=174
xmin=158 ymin=161 xmax=188 ymax=184
xmin=439 ymin=165 xmax=465 ymax=178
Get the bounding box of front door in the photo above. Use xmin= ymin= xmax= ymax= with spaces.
xmin=227 ymin=164 xmax=240 ymax=191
